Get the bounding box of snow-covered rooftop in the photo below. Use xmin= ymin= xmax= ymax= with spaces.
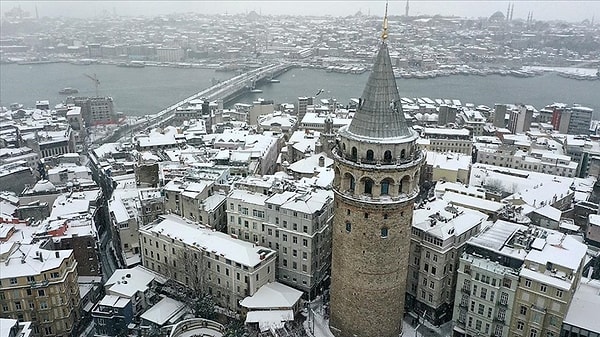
xmin=144 ymin=214 xmax=275 ymax=267
xmin=563 ymin=278 xmax=600 ymax=332
xmin=105 ymin=265 xmax=164 ymax=298
xmin=141 ymin=296 xmax=187 ymax=325
xmin=240 ymin=282 xmax=303 ymax=309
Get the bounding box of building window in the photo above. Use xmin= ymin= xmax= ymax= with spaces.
xmin=520 ymin=305 xmax=527 ymax=315
xmin=525 ymin=279 xmax=532 ymax=287
xmin=384 ymin=150 xmax=392 ymax=163
xmin=366 ymin=149 xmax=374 ymax=161
xmin=556 ymin=289 xmax=563 ymax=298
xmin=346 ymin=222 xmax=351 ymax=233
xmin=364 ymin=179 xmax=373 ymax=195
xmin=530 ymin=328 xmax=538 ymax=337
xmin=540 ymin=284 xmax=547 ymax=293
xmin=517 ymin=321 xmax=524 ymax=331
xmin=381 ymin=227 xmax=388 ymax=238
xmin=381 ymin=180 xmax=390 ymax=195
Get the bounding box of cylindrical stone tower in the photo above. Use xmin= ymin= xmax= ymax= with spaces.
xmin=329 ymin=14 xmax=425 ymax=337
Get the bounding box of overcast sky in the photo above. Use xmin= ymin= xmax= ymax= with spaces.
xmin=2 ymin=1 xmax=599 ymax=22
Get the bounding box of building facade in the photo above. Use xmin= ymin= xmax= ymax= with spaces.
xmin=0 ymin=244 xmax=81 ymax=337
xmin=227 ymin=187 xmax=333 ymax=295
xmin=329 ymin=23 xmax=426 ymax=337
xmin=139 ymin=214 xmax=276 ymax=312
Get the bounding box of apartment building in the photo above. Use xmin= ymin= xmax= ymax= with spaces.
xmin=227 ymin=187 xmax=333 ymax=295
xmin=553 ymin=105 xmax=593 ymax=136
xmin=452 ymin=220 xmax=529 ymax=337
xmin=0 ymin=244 xmax=80 ymax=337
xmin=418 ymin=127 xmax=473 ymax=155
xmin=163 ymin=178 xmax=227 ymax=231
xmin=475 ymin=144 xmax=578 ymax=177
xmin=508 ymin=105 xmax=534 ymax=134
xmin=92 ymin=266 xmax=166 ymax=336
xmin=510 ymin=231 xmax=587 ymax=337
xmin=422 ymin=151 xmax=472 ymax=184
xmin=139 ymin=214 xmax=276 ymax=312
xmin=407 ymin=199 xmax=488 ymax=325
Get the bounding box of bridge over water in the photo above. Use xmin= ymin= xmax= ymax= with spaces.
xmin=95 ymin=62 xmax=294 ymax=144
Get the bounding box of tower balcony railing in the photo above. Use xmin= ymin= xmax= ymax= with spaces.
xmin=335 ymin=187 xmax=419 ymax=204
xmin=333 ymin=148 xmax=425 ymax=170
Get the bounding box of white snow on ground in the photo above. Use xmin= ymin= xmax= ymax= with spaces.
xmin=302 ymin=295 xmax=451 ymax=337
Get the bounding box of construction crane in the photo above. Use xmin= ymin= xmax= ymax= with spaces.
xmin=84 ymin=73 xmax=100 ymax=97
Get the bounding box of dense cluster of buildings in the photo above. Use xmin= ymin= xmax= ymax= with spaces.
xmin=2 ymin=5 xmax=600 ymax=79
xmin=1 ymin=12 xmax=600 ymax=337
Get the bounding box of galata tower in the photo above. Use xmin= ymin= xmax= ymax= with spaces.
xmin=329 ymin=7 xmax=425 ymax=337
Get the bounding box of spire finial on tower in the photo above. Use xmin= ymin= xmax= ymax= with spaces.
xmin=382 ymin=1 xmax=389 ymax=41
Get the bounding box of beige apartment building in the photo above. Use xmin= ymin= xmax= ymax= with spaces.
xmin=139 ymin=214 xmax=276 ymax=312
xmin=407 ymin=199 xmax=488 ymax=325
xmin=452 ymin=220 xmax=528 ymax=337
xmin=163 ymin=178 xmax=227 ymax=231
xmin=509 ymin=232 xmax=587 ymax=337
xmin=0 ymin=243 xmax=81 ymax=337
xmin=418 ymin=127 xmax=473 ymax=155
xmin=452 ymin=220 xmax=588 ymax=337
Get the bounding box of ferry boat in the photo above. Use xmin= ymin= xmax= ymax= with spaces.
xmin=59 ymin=87 xmax=79 ymax=95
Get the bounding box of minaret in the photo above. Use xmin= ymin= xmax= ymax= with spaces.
xmin=405 ymin=0 xmax=409 ymax=17
xmin=510 ymin=3 xmax=515 ymax=21
xmin=329 ymin=3 xmax=425 ymax=337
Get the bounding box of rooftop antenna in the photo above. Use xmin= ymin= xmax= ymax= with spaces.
xmin=382 ymin=1 xmax=389 ymax=41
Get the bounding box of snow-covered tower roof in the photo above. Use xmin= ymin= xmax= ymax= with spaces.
xmin=346 ymin=40 xmax=411 ymax=140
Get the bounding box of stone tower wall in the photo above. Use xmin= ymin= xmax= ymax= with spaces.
xmin=330 ymin=150 xmax=424 ymax=337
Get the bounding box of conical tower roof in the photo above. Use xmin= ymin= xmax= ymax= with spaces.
xmin=346 ymin=41 xmax=412 ymax=140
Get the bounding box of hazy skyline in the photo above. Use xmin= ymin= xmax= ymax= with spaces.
xmin=1 ymin=1 xmax=599 ymax=23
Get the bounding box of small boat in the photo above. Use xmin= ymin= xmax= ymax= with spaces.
xmin=269 ymin=79 xmax=280 ymax=83
xmin=250 ymin=89 xmax=263 ymax=93
xmin=59 ymin=87 xmax=79 ymax=95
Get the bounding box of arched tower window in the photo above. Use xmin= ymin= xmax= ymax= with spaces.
xmin=400 ymin=175 xmax=410 ymax=194
xmin=343 ymin=172 xmax=355 ymax=192
xmin=366 ymin=150 xmax=374 ymax=162
xmin=381 ymin=179 xmax=391 ymax=195
xmin=401 ymin=149 xmax=406 ymax=159
xmin=363 ymin=178 xmax=373 ymax=195
xmin=351 ymin=147 xmax=357 ymax=161
xmin=345 ymin=222 xmax=352 ymax=233
xmin=384 ymin=150 xmax=392 ymax=163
